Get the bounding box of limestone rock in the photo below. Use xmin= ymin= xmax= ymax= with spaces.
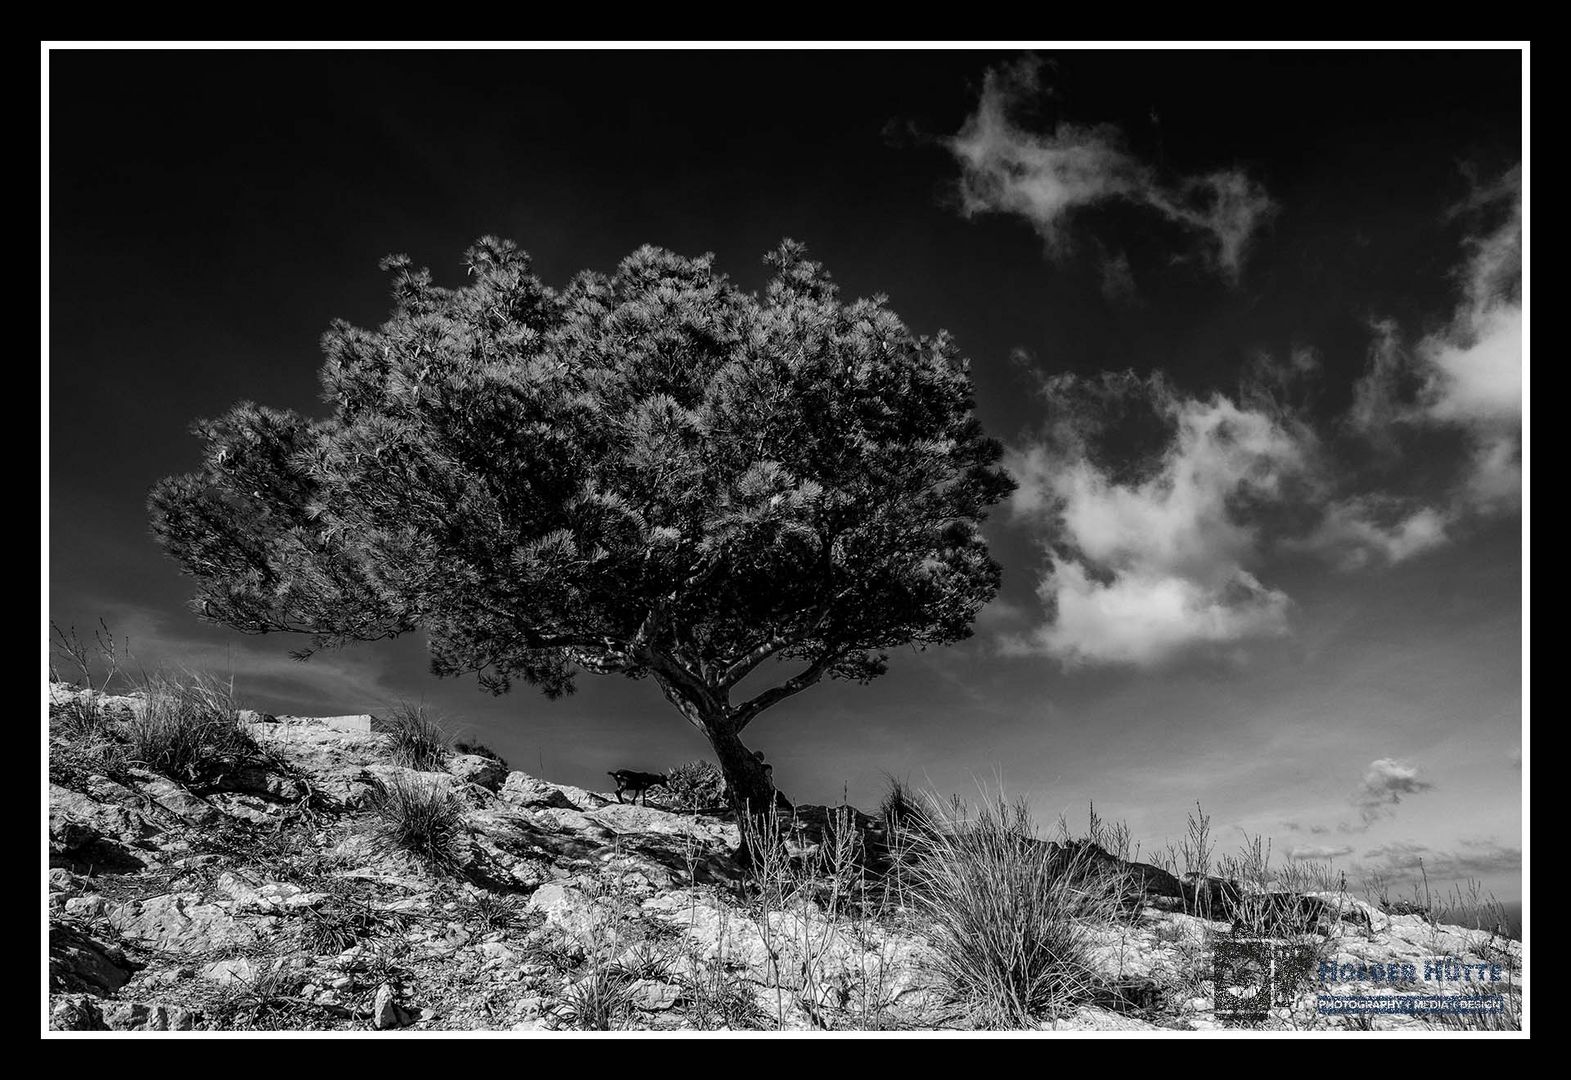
xmin=372 ymin=982 xmax=412 ymax=1029
xmin=100 ymin=1000 xmax=200 ymax=1031
xmin=526 ymin=882 xmax=611 ymax=936
xmin=448 ymin=753 xmax=508 ymax=791
xmin=108 ymin=892 xmax=267 ymax=952
xmin=49 ymin=784 xmax=153 ymax=851
xmin=499 ymin=772 xmax=583 ymax=811
xmin=629 ymin=978 xmax=681 ymax=1011
xmin=129 ymin=771 xmax=220 ymax=824
xmin=49 ymin=922 xmax=134 ymax=995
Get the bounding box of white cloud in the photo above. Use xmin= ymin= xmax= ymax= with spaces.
xmin=949 ymin=60 xmax=1274 ymax=280
xmin=1005 ymin=376 xmax=1305 ymax=667
xmin=1347 ymin=166 xmax=1523 ymax=515
xmin=1294 ymin=497 xmax=1451 ymax=571
xmin=1295 ymin=168 xmax=1522 ymax=572
xmin=1353 ymin=758 xmax=1434 ymax=823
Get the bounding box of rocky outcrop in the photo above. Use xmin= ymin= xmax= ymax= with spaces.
xmin=46 ymin=698 xmax=1523 ymax=1032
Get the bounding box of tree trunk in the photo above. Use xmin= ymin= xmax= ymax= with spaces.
xmin=701 ymin=719 xmax=791 ymax=861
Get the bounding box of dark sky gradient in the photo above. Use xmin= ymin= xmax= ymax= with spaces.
xmin=47 ymin=49 xmax=1524 ymax=900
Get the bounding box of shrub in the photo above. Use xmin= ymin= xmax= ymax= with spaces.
xmin=660 ymin=760 xmax=727 ymax=808
xmin=123 ymin=672 xmax=254 ymax=781
xmin=904 ymin=794 xmax=1119 ymax=1028
xmin=375 ymin=703 xmax=451 ymax=772
xmin=367 ymin=772 xmax=465 ymax=868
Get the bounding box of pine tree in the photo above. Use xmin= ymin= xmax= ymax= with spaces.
xmin=150 ymin=237 xmax=1014 ymax=832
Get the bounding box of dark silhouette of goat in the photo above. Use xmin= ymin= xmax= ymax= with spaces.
xmin=608 ymin=769 xmax=669 ymax=805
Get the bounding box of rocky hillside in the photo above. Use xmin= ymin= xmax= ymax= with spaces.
xmin=46 ymin=685 xmax=1522 ymax=1032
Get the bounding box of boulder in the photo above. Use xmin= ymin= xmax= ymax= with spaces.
xmin=49 ymin=993 xmax=106 ymax=1030
xmin=372 ymin=982 xmax=412 ymax=1029
xmin=284 ymin=714 xmax=374 ymax=733
xmin=500 ymin=772 xmax=585 ymax=811
xmin=64 ymin=894 xmax=106 ymax=918
xmin=526 ymin=883 xmax=612 ymax=936
xmin=129 ymin=771 xmax=220 ymax=825
xmin=108 ymin=893 xmax=268 ymax=952
xmin=49 ymin=922 xmax=135 ymax=994
xmin=628 ymin=978 xmax=681 ymax=1011
xmin=214 ymin=872 xmax=330 ymax=913
xmin=211 ymin=764 xmax=306 ymax=802
xmin=49 ymin=785 xmax=154 ymax=851
xmin=99 ymin=1000 xmax=200 ymax=1031
xmin=49 ymin=868 xmax=85 ymax=895
xmin=201 ymin=957 xmax=260 ymax=985
xmin=208 ymin=792 xmax=285 ymax=824
xmin=447 ymin=753 xmax=508 ymax=791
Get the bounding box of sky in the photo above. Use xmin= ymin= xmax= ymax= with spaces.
xmin=45 ymin=48 xmax=1525 ymax=905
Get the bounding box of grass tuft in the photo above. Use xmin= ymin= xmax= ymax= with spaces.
xmin=554 ymin=968 xmax=637 ymax=1030
xmin=123 ymin=672 xmax=255 ymax=781
xmin=904 ymin=793 xmax=1120 ymax=1028
xmin=366 ymin=772 xmax=465 ymax=869
xmin=375 ymin=703 xmax=451 ymax=772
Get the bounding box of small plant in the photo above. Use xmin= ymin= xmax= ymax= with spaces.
xmin=297 ymin=886 xmax=404 ymax=955
xmin=554 ymin=968 xmax=637 ymax=1031
xmin=467 ymin=892 xmax=518 ymax=934
xmin=527 ymin=932 xmax=586 ymax=976
xmin=660 ymin=760 xmax=727 ymax=809
xmin=614 ymin=941 xmax=675 ymax=982
xmin=210 ymin=963 xmax=313 ymax=1031
xmin=678 ymin=955 xmax=769 ymax=1031
xmin=366 ymin=772 xmax=465 ymax=868
xmin=375 ymin=702 xmax=451 ymax=772
xmin=49 ymin=618 xmax=129 ymax=691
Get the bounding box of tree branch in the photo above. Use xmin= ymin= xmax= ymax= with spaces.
xmin=718 ymin=635 xmax=791 ymax=688
xmin=732 ymin=649 xmax=845 ymax=731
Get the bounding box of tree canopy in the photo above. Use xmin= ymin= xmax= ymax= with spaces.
xmin=150 ymin=237 xmax=1014 ymax=813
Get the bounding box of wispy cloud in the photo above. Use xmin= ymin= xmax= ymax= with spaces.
xmin=1353 ymin=758 xmax=1435 ymax=823
xmin=1293 ymin=496 xmax=1451 ymax=571
xmin=1003 ymin=372 xmax=1307 ymax=666
xmin=1288 ymin=843 xmax=1354 ymax=861
xmin=948 ymin=59 xmax=1274 ymax=281
xmin=1359 ymin=839 xmax=1520 ymax=884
